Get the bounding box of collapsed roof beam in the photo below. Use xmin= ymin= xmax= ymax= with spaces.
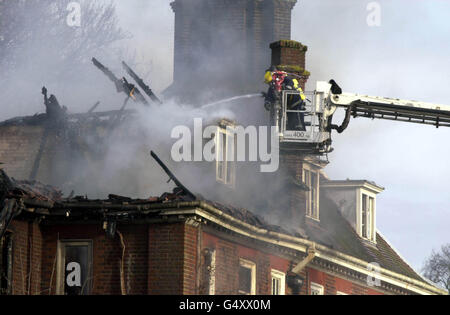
xmin=150 ymin=151 xmax=196 ymax=201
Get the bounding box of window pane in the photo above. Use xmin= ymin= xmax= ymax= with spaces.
xmin=218 ymin=132 xmax=226 ymax=161
xmin=311 ymin=172 xmax=317 ymax=217
xmin=304 ymin=170 xmax=311 ymax=215
xmin=216 ymin=131 xmax=235 ymax=186
xmin=226 ymin=161 xmax=233 ymax=185
xmin=272 ymin=277 xmax=279 ymax=295
xmin=226 ymin=134 xmax=234 ymax=160
xmin=64 ymin=244 xmax=90 ymax=295
xmin=217 ymin=161 xmax=224 ymax=180
xmin=310 ymin=283 xmax=324 ymax=295
xmin=362 ymin=195 xmax=368 ymax=238
xmin=226 ymin=134 xmax=235 ymax=185
xmin=239 ymin=266 xmax=252 ymax=294
xmin=216 ymin=132 xmax=225 ymax=181
xmin=368 ymin=197 xmax=374 ymax=239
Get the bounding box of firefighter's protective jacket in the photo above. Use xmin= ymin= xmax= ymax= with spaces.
xmin=264 ymin=71 xmax=305 ymax=98
xmin=264 ymin=70 xmax=306 ymax=111
xmin=283 ymin=77 xmax=306 ymax=105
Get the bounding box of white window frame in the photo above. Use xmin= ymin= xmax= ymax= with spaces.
xmin=310 ymin=282 xmax=324 ymax=295
xmin=336 ymin=291 xmax=348 ymax=295
xmin=238 ymin=259 xmax=256 ymax=295
xmin=271 ymin=269 xmax=286 ymax=295
xmin=216 ymin=127 xmax=236 ymax=188
xmin=303 ymin=166 xmax=320 ymax=220
xmin=56 ymin=240 xmax=93 ymax=295
xmin=358 ymin=189 xmax=377 ymax=243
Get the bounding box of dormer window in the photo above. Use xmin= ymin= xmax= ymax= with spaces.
xmin=216 ymin=126 xmax=236 ymax=188
xmin=303 ymin=166 xmax=319 ymax=220
xmin=321 ymin=180 xmax=384 ymax=244
xmin=361 ymin=194 xmax=373 ymax=239
xmin=360 ymin=191 xmax=376 ymax=242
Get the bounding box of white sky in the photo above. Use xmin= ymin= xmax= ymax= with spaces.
xmin=114 ymin=0 xmax=450 ymax=272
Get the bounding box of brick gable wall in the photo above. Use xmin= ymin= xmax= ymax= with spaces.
xmin=170 ymin=0 xmax=297 ymax=97
xmin=1 ymin=219 xmax=403 ymax=295
xmin=7 ymin=221 xmax=43 ymax=295
xmin=0 ymin=125 xmax=46 ymax=182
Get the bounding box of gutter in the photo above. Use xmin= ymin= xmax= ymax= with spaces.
xmin=158 ymin=201 xmax=447 ymax=295
xmin=292 ymin=244 xmax=316 ymax=274
xmin=14 ymin=199 xmax=447 ymax=295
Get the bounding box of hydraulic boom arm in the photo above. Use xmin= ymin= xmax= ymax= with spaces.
xmin=275 ymin=81 xmax=450 ymax=155
xmin=322 ymin=82 xmax=450 ymax=128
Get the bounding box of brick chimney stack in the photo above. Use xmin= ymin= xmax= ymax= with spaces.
xmin=168 ymin=0 xmax=298 ymax=103
xmin=270 ymin=40 xmax=310 ymax=90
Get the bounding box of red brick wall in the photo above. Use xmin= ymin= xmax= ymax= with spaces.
xmin=205 ymin=233 xmax=239 ymax=294
xmin=273 ymin=1 xmax=295 ymax=40
xmin=271 ymin=44 xmax=306 ymax=69
xmin=307 ymin=267 xmax=384 ymax=295
xmin=7 ymin=220 xmax=43 ymax=295
xmin=237 ymin=245 xmax=272 ymax=295
xmin=270 ymin=40 xmax=309 ymax=90
xmin=0 ymin=121 xmax=112 ymax=187
xmin=202 ymin=232 xmax=292 ymax=295
xmin=280 ymin=152 xmax=304 ymax=180
xmin=202 ymin=231 xmax=385 ymax=295
xmin=280 ymin=152 xmax=308 ymax=223
xmin=121 ymin=225 xmax=149 ymax=294
xmin=0 ymin=124 xmax=72 ymax=184
xmin=7 ymin=221 xmax=197 ymax=295
xmin=148 ymin=222 xmax=198 ymax=295
xmin=5 ymin=219 xmax=386 ymax=295
xmin=171 ymin=0 xmax=297 ymax=95
xmin=183 ymin=223 xmax=198 ymax=294
xmin=40 ymin=224 xmax=148 ymax=295
xmin=0 ymin=125 xmax=45 ymax=181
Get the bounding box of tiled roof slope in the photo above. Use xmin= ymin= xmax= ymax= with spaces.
xmin=206 ymin=197 xmax=425 ymax=283
xmin=303 ymin=195 xmax=425 ymax=282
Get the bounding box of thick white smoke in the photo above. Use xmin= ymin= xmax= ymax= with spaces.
xmin=1 ymin=0 xmax=448 ymax=271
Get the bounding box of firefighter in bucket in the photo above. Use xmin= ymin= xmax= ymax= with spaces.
xmin=263 ymin=66 xmax=306 ymax=131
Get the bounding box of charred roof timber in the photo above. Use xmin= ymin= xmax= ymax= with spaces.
xmin=92 ymin=58 xmax=163 ymax=107
xmin=92 ymin=58 xmax=149 ymax=106
xmin=122 ymin=61 xmax=162 ymax=105
xmin=41 ymin=87 xmax=68 ymax=120
xmin=150 ymin=151 xmax=196 ymax=201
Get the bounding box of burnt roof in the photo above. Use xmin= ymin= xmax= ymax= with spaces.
xmin=205 ymin=200 xmax=294 ymax=235
xmin=0 ymin=110 xmax=136 ymax=127
xmin=0 ymin=169 xmax=427 ymax=286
